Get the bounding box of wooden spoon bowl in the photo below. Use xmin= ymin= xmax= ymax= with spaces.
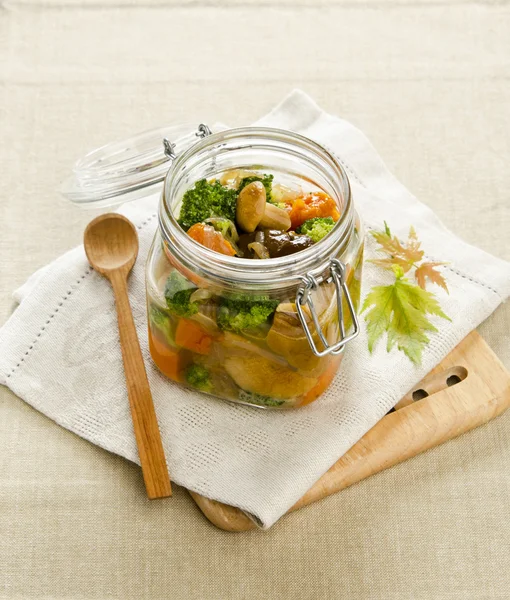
xmin=84 ymin=213 xmax=138 ymax=274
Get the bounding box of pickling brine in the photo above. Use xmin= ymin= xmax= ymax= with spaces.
xmin=146 ymin=134 xmax=364 ymax=409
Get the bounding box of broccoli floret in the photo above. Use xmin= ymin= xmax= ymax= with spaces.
xmin=178 ymin=179 xmax=238 ymax=231
xmin=185 ymin=364 xmax=212 ymax=392
xmin=149 ymin=306 xmax=175 ymax=346
xmin=164 ymin=270 xmax=199 ymax=318
xmin=238 ymin=390 xmax=285 ymax=407
xmin=217 ymin=294 xmax=279 ymax=333
xmin=297 ymin=217 xmax=336 ymax=243
xmin=238 ymin=174 xmax=274 ymax=204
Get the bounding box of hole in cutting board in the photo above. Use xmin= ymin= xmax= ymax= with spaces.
xmin=445 ymin=366 xmax=468 ymax=386
xmin=447 ymin=374 xmax=462 ymax=386
xmin=393 ymin=366 xmax=469 ymax=411
xmin=410 ymin=366 xmax=468 ymax=402
xmin=412 ymin=388 xmax=429 ymax=401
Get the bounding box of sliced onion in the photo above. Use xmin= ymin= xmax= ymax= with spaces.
xmin=222 ymin=333 xmax=288 ymax=365
xmin=204 ymin=217 xmax=241 ymax=255
xmin=272 ymin=183 xmax=302 ymax=205
xmin=219 ymin=169 xmax=256 ymax=189
xmin=189 ymin=288 xmax=213 ymax=304
xmin=247 ymin=242 xmax=270 ymax=260
xmin=204 ymin=217 xmax=239 ymax=243
xmin=190 ymin=310 xmax=220 ymax=333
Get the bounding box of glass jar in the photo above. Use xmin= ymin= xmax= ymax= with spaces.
xmin=146 ymin=126 xmax=364 ymax=409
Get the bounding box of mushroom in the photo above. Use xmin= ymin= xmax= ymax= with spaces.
xmin=238 ymin=230 xmax=314 ymax=259
xmin=260 ymin=204 xmax=292 ymax=231
xmin=266 ymin=288 xmax=338 ymax=374
xmin=236 ymin=181 xmax=266 ymax=232
xmin=223 ymin=354 xmax=317 ymax=399
xmin=236 ymin=181 xmax=291 ymax=233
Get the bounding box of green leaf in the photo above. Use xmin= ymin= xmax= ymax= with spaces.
xmin=392 ymin=264 xmax=405 ymax=279
xmin=362 ymin=276 xmax=450 ymax=365
xmin=361 ymin=285 xmax=394 ymax=353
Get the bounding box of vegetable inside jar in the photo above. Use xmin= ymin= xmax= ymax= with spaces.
xmin=146 ymin=127 xmax=364 ymax=409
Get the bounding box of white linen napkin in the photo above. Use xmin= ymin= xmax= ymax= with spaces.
xmin=1 ymin=90 xmax=509 ymax=528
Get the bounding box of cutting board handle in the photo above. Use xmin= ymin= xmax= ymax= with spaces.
xmin=190 ymin=331 xmax=510 ymax=531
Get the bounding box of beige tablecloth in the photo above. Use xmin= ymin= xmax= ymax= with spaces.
xmin=1 ymin=2 xmax=509 ymax=598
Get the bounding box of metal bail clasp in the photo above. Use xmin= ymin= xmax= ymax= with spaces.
xmin=296 ymin=258 xmax=360 ymax=357
xmin=163 ymin=123 xmax=212 ymax=159
xmin=196 ymin=123 xmax=212 ymax=138
xmin=162 ymin=138 xmax=176 ymax=159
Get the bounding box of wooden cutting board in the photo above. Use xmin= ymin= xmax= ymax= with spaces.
xmin=189 ymin=331 xmax=510 ymax=531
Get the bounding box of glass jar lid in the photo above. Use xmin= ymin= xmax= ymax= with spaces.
xmin=60 ymin=123 xmax=213 ymax=207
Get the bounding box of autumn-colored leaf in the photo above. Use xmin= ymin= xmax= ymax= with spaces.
xmin=370 ymin=223 xmax=424 ymax=272
xmin=369 ymin=257 xmax=414 ymax=273
xmin=415 ymin=262 xmax=449 ymax=293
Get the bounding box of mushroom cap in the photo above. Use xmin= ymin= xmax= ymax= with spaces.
xmin=236 ymin=181 xmax=266 ymax=233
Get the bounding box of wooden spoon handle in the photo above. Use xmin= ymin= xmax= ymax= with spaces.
xmin=109 ymin=270 xmax=172 ymax=499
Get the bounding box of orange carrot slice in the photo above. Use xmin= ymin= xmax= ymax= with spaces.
xmin=149 ymin=333 xmax=184 ymax=381
xmin=175 ymin=318 xmax=213 ymax=355
xmin=289 ymin=191 xmax=341 ymax=230
xmin=187 ymin=223 xmax=236 ymax=256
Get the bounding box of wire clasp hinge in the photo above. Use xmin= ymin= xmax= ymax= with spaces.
xmin=296 ymin=259 xmax=360 ymax=357
xmin=163 ymin=123 xmax=212 ymax=159
xmin=195 ymin=123 xmax=212 ymax=138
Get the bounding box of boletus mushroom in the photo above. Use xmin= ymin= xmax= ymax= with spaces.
xmin=236 ymin=181 xmax=291 ymax=233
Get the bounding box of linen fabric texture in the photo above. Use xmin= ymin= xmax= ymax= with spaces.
xmin=1 ymin=91 xmax=509 ymax=528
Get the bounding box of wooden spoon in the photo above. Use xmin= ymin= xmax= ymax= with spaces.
xmin=84 ymin=213 xmax=172 ymax=499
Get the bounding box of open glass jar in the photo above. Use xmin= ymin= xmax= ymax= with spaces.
xmin=146 ymin=127 xmax=363 ymax=409
xmin=62 ymin=123 xmax=363 ymax=409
